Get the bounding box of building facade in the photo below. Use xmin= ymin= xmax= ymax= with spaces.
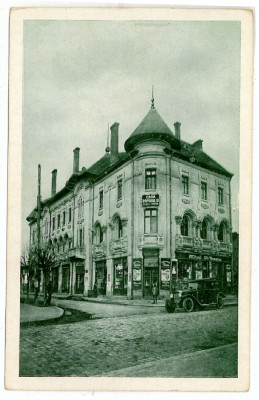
xmin=26 ymin=100 xmax=233 ymax=298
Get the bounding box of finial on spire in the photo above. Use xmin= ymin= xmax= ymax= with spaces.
xmin=151 ymin=85 xmax=155 ymax=109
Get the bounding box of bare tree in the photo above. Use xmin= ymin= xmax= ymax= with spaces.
xmin=20 ymin=247 xmax=37 ymax=301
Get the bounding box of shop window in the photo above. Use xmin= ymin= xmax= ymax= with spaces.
xmin=218 ymin=187 xmax=223 ymax=205
xmin=201 ymin=181 xmax=207 ymax=200
xmin=63 ymin=211 xmax=66 ymax=225
xmin=145 ymin=169 xmax=156 ymax=190
xmin=68 ymin=207 xmax=72 ymax=223
xmin=218 ymin=221 xmax=226 ymax=242
xmin=57 ymin=214 xmax=61 ymax=228
xmin=181 ymin=215 xmax=189 ymax=236
xmin=201 ymin=219 xmax=208 ymax=239
xmin=182 ymin=175 xmax=189 ymax=195
xmin=117 ymin=178 xmax=122 ymax=201
xmin=99 ymin=189 xmax=103 ymax=210
xmin=144 ymin=209 xmax=158 ymax=234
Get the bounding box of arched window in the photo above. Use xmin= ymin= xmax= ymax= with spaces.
xmin=96 ymin=223 xmax=103 ymax=244
xmin=201 ymin=219 xmax=208 ymax=239
xmin=218 ymin=221 xmax=226 ymax=242
xmin=181 ymin=215 xmax=189 ymax=237
xmin=114 ymin=216 xmax=123 ymax=239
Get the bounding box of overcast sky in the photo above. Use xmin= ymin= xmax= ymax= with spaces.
xmin=22 ymin=20 xmax=240 ymax=248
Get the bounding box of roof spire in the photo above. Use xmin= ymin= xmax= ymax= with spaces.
xmin=151 ymin=85 xmax=155 ymax=109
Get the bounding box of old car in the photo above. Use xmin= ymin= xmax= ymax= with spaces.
xmin=165 ymin=278 xmax=226 ymax=313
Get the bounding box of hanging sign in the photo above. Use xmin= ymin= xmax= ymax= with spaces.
xmin=142 ymin=194 xmax=160 ymax=207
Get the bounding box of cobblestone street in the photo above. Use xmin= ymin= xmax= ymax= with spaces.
xmin=20 ymin=304 xmax=238 ymax=377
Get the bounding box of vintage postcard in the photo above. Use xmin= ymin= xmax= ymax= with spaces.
xmin=6 ymin=7 xmax=253 ymax=391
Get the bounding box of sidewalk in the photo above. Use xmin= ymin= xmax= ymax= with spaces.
xmin=99 ymin=343 xmax=238 ymax=377
xmin=70 ymin=293 xmax=238 ymax=307
xmin=20 ymin=302 xmax=64 ymax=325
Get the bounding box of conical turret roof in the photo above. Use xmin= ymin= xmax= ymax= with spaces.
xmin=124 ymin=107 xmax=180 ymax=152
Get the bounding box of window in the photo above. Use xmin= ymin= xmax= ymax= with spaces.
xmin=218 ymin=221 xmax=226 ymax=242
xmin=181 ymin=215 xmax=189 ymax=236
xmin=144 ymin=209 xmax=158 ymax=234
xmin=96 ymin=223 xmax=103 ymax=244
xmin=201 ymin=181 xmax=207 ymax=200
xmin=117 ymin=178 xmax=123 ymax=201
xmin=218 ymin=187 xmax=223 ymax=205
xmin=68 ymin=207 xmax=72 ymax=223
xmin=78 ymin=198 xmax=84 ymax=218
xmin=201 ymin=219 xmax=208 ymax=239
xmin=182 ymin=175 xmax=189 ymax=195
xmin=145 ymin=169 xmax=156 ymax=190
xmin=79 ymin=228 xmax=84 ymax=247
xmin=99 ymin=189 xmax=103 ymax=210
xmin=63 ymin=211 xmax=66 ymax=225
xmin=114 ymin=216 xmax=123 ymax=239
xmin=52 ymin=217 xmax=55 ymax=230
xmin=57 ymin=214 xmax=61 ymax=228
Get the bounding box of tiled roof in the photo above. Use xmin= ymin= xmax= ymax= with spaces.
xmin=124 ymin=107 xmax=180 ymax=152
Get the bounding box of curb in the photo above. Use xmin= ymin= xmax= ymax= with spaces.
xmin=20 ymin=306 xmax=64 ymax=327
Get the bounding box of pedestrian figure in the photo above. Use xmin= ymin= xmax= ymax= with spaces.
xmin=46 ymin=280 xmax=53 ymax=306
xmin=33 ymin=278 xmax=39 ymax=304
xmin=152 ymin=281 xmax=158 ymax=304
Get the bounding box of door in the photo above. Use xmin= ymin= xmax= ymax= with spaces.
xmin=96 ymin=261 xmax=107 ymax=295
xmin=52 ymin=268 xmax=59 ymax=293
xmin=75 ymin=264 xmax=84 ymax=294
xmin=114 ymin=258 xmax=128 ymax=296
xmin=144 ymin=268 xmax=159 ymax=297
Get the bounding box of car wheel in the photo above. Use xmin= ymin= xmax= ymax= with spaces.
xmin=165 ymin=299 xmax=176 ymax=313
xmin=183 ymin=297 xmax=195 ymax=312
xmin=217 ymin=294 xmax=224 ymax=309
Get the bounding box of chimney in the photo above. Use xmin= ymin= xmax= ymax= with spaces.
xmin=174 ymin=122 xmax=181 ymax=139
xmin=192 ymin=139 xmax=203 ymax=151
xmin=110 ymin=122 xmax=119 ymax=160
xmin=51 ymin=169 xmax=57 ymax=196
xmin=73 ymin=147 xmax=80 ymax=173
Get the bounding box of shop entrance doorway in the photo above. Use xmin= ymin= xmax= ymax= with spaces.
xmin=143 ymin=248 xmax=159 ymax=297
xmin=95 ymin=261 xmax=107 ymax=296
xmin=114 ymin=257 xmax=128 ymax=296
xmin=75 ymin=264 xmax=84 ymax=294
xmin=52 ymin=267 xmax=59 ymax=293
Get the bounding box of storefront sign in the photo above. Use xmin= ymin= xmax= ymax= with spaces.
xmin=142 ymin=194 xmax=160 ymax=207
xmin=189 ymin=255 xmax=202 ymax=260
xmin=144 ymin=257 xmax=158 ymax=268
xmin=226 ymin=271 xmax=232 ymax=282
xmin=133 ymin=258 xmax=142 ymax=289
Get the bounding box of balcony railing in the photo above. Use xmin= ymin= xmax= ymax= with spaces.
xmin=92 ymin=242 xmax=107 ymax=259
xmin=110 ymin=237 xmax=128 ymax=255
xmin=138 ymin=234 xmax=164 ymax=249
xmin=68 ymin=247 xmax=86 ymax=259
xmin=175 ymin=235 xmax=232 ymax=254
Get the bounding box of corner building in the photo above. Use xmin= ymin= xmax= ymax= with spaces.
xmin=27 ymin=101 xmax=233 ymax=298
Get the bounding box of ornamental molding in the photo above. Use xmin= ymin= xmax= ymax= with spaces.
xmin=182 ymin=198 xmax=190 ymax=204
xmin=201 ymin=203 xmax=209 ymax=209
xmin=218 ymin=208 xmax=225 ymax=214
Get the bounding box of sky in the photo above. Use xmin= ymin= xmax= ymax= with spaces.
xmin=22 ymin=20 xmax=240 ymax=249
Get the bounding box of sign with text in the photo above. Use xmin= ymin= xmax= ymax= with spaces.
xmin=160 ymin=258 xmax=170 ymax=289
xmin=142 ymin=194 xmax=160 ymax=207
xmin=133 ymin=258 xmax=142 ymax=289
